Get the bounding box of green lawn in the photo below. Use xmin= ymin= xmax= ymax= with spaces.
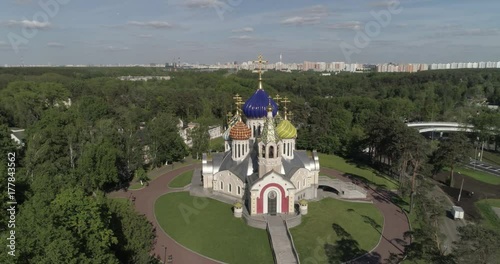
xmin=448 ymin=167 xmax=500 ymax=185
xmin=111 ymin=197 xmax=130 ymax=205
xmin=168 ymin=170 xmax=194 ymax=188
xmin=290 ymin=198 xmax=383 ymax=263
xmin=155 ymin=192 xmax=273 ymax=264
xmin=129 ymin=158 xmax=200 ymax=190
xmin=470 ymin=149 xmax=500 ymax=167
xmin=318 ymin=153 xmax=398 ymax=189
xmin=475 ymin=199 xmax=500 ymax=230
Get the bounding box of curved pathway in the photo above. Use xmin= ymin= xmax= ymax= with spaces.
xmin=109 ymin=165 xmax=410 ymax=264
xmin=108 ymin=164 xmax=219 ymax=264
xmin=321 ymin=168 xmax=410 ymax=263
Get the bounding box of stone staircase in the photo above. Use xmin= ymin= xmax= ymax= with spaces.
xmin=267 ymin=216 xmax=299 ymax=264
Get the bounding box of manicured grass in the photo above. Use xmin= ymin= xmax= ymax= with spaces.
xmin=111 ymin=197 xmax=130 ymax=205
xmin=290 ymin=198 xmax=383 ymax=263
xmin=168 ymin=170 xmax=193 ymax=188
xmin=129 ymin=158 xmax=200 ymax=190
xmin=448 ymin=167 xmax=500 ymax=185
xmin=318 ymin=153 xmax=398 ymax=189
xmin=155 ymin=192 xmax=273 ymax=264
xmin=129 ymin=182 xmax=145 ymax=190
xmin=475 ymin=199 xmax=500 ymax=230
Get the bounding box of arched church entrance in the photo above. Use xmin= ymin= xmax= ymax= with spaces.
xmin=267 ymin=190 xmax=277 ymax=215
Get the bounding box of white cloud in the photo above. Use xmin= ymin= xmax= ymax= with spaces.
xmin=280 ymin=5 xmax=331 ymax=26
xmin=105 ymin=46 xmax=130 ymax=51
xmin=281 ymin=16 xmax=321 ymax=26
xmin=4 ymin=19 xmax=51 ymax=29
xmin=127 ymin=21 xmax=174 ymax=29
xmin=47 ymin=42 xmax=65 ymax=48
xmin=327 ymin=21 xmax=363 ymax=30
xmin=185 ymin=0 xmax=223 ymax=9
xmin=229 ymin=35 xmax=254 ymax=40
xmin=232 ymin=27 xmax=254 ymax=33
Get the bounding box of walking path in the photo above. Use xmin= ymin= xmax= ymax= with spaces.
xmin=108 ymin=165 xmax=411 ymax=264
xmin=108 ymin=164 xmax=220 ymax=264
xmin=428 ymin=185 xmax=466 ymax=255
xmin=321 ymin=168 xmax=410 ymax=263
xmin=267 ymin=216 xmax=299 ymax=264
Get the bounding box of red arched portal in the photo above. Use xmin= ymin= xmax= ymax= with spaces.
xmin=257 ymin=183 xmax=289 ymax=214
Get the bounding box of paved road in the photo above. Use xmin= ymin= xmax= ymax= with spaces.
xmin=467 ymin=158 xmax=500 ymax=177
xmin=108 ymin=164 xmax=220 ymax=264
xmin=321 ymin=168 xmax=410 ymax=264
xmin=428 ymin=185 xmax=466 ymax=255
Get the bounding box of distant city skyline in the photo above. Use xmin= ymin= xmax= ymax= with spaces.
xmin=1 ymin=0 xmax=499 ymax=65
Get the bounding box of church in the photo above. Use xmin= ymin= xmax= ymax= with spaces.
xmin=201 ymin=56 xmax=320 ymax=215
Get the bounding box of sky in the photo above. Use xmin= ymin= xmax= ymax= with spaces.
xmin=0 ymin=0 xmax=499 ymax=65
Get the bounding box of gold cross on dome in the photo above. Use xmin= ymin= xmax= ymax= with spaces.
xmin=233 ymin=94 xmax=243 ymax=115
xmin=253 ymin=55 xmax=268 ymax=88
xmin=287 ymin=111 xmax=294 ymax=121
xmin=253 ymin=55 xmax=268 ymax=75
xmin=281 ymin=97 xmax=291 ymax=119
xmin=273 ymin=94 xmax=282 ymax=106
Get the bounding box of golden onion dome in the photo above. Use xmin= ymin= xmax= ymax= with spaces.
xmin=276 ymin=119 xmax=297 ymax=139
xmin=229 ymin=121 xmax=252 ymax=140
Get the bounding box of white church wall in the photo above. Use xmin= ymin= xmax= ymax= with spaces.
xmin=214 ymin=171 xmax=244 ymax=198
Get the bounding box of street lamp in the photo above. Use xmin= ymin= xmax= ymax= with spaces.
xmin=161 ymin=245 xmax=167 ymax=264
xmin=474 ymin=137 xmax=479 ymax=170
xmin=457 ymin=172 xmax=464 ymax=202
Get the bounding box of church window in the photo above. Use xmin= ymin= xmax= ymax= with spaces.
xmin=261 ymin=145 xmax=265 ymax=158
xmin=220 ymin=181 xmax=223 ymax=190
xmin=229 ymin=184 xmax=232 ymax=193
xmin=269 ymin=146 xmax=274 ymax=158
xmin=237 ymin=186 xmax=241 ymax=195
xmin=297 ymin=181 xmax=300 ymax=189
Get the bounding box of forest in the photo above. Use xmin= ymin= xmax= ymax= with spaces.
xmin=1 ymin=67 xmax=500 ymax=263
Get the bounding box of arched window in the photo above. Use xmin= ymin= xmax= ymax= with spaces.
xmin=261 ymin=145 xmax=266 ymax=158
xmin=269 ymin=146 xmax=274 ymax=158
xmin=229 ymin=184 xmax=232 ymax=193
xmin=237 ymin=186 xmax=241 ymax=195
xmin=297 ymin=181 xmax=300 ymax=189
xmin=220 ymin=181 xmax=223 ymax=190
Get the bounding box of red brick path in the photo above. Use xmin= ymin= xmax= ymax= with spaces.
xmin=321 ymin=168 xmax=410 ymax=263
xmin=109 ymin=166 xmax=410 ymax=264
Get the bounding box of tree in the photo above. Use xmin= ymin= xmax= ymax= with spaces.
xmin=107 ymin=198 xmax=155 ymax=264
xmin=190 ymin=125 xmax=210 ymax=159
xmin=432 ymin=133 xmax=471 ymax=187
xmin=78 ymin=141 xmax=120 ymax=192
xmin=454 ymin=225 xmax=500 ymax=264
xmin=135 ymin=167 xmax=150 ymax=186
xmin=16 ymin=188 xmax=119 ymax=264
xmin=146 ymin=113 xmax=188 ymax=167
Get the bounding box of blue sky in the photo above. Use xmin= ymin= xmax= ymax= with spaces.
xmin=0 ymin=0 xmax=499 ymax=65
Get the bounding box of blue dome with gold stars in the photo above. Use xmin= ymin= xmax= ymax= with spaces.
xmin=242 ymin=89 xmax=278 ymax=119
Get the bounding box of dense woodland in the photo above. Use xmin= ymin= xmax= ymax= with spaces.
xmin=1 ymin=67 xmax=500 ymax=263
